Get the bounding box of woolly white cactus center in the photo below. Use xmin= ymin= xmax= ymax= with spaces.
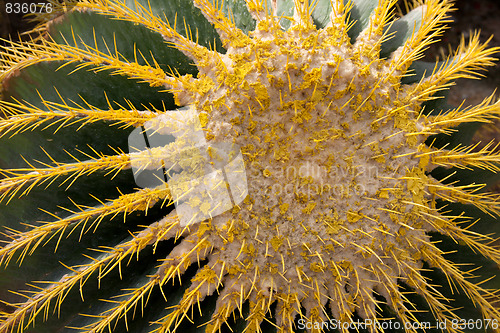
xmin=164 ymin=1 xmax=437 ymax=327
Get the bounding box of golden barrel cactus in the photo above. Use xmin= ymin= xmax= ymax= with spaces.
xmin=0 ymin=0 xmax=500 ymax=332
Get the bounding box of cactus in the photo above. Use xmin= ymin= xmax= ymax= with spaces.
xmin=0 ymin=0 xmax=500 ymax=332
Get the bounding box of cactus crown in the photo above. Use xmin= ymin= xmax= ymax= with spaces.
xmin=0 ymin=0 xmax=500 ymax=332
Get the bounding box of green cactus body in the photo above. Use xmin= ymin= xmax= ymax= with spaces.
xmin=0 ymin=0 xmax=500 ymax=332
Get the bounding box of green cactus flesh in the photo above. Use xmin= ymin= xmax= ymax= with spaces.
xmin=0 ymin=0 xmax=500 ymax=332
